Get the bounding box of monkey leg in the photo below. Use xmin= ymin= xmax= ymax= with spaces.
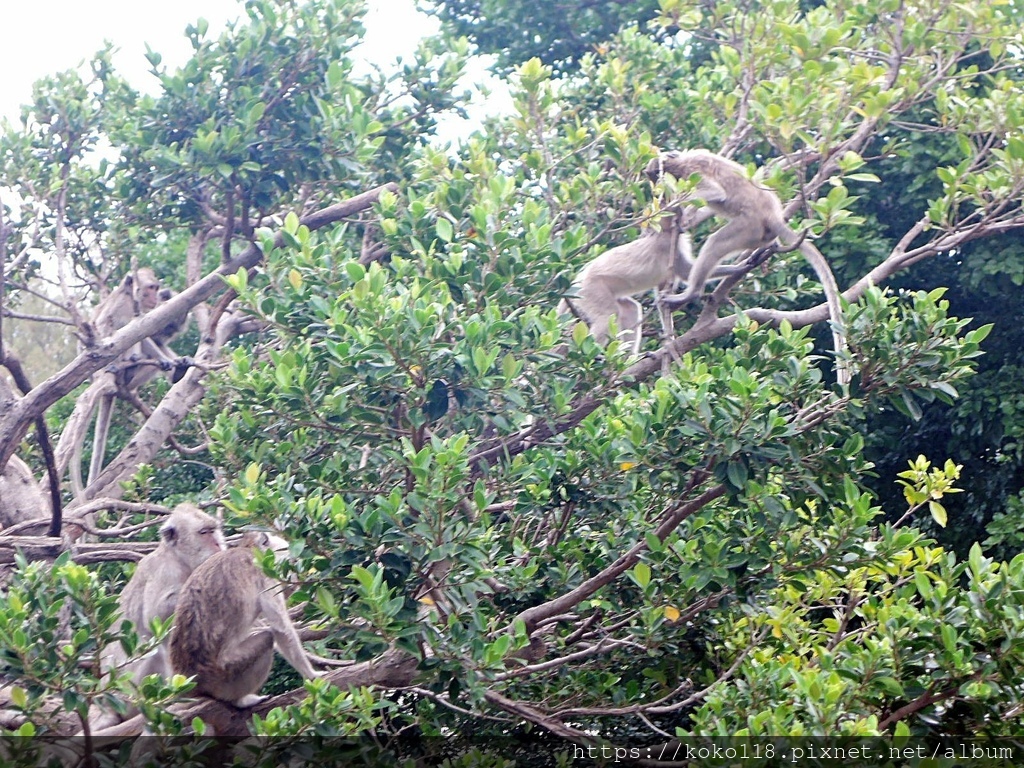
xmin=203 ymin=629 xmax=275 ymax=705
xmin=615 ymin=297 xmax=643 ymax=356
xmin=577 ymin=298 xmax=614 ymax=345
xmin=664 ymin=221 xmax=766 ymax=306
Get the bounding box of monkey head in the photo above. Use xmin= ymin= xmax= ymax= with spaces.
xmin=644 ymin=150 xmax=681 ymax=182
xmin=160 ymin=503 xmax=226 ymax=569
xmin=134 ymin=268 xmax=165 ymax=312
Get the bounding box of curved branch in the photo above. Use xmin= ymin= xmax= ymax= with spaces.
xmin=508 ymin=484 xmax=727 ymax=634
xmin=86 ymin=646 xmax=418 ymax=739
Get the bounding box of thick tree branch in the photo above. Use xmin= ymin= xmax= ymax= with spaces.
xmin=86 ymin=646 xmax=419 ymax=740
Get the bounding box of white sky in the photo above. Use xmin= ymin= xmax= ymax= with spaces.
xmin=0 ymin=0 xmax=446 ymax=122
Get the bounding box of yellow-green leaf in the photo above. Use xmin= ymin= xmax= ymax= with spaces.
xmin=244 ymin=463 xmax=260 ymax=485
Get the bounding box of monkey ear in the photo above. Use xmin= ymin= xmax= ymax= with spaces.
xmin=160 ymin=520 xmax=179 ymax=545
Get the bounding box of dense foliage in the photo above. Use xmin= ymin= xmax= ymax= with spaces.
xmin=421 ymin=0 xmax=662 ymax=74
xmin=1 ymin=0 xmax=1024 ymax=764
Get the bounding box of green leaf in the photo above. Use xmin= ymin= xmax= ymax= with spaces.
xmin=726 ymin=460 xmax=748 ymax=490
xmin=345 ymin=262 xmax=366 ymax=282
xmin=571 ymin=321 xmax=589 ymax=346
xmin=326 ymin=60 xmax=345 ymax=89
xmin=940 ymin=623 xmax=957 ymax=654
xmin=632 ymin=562 xmax=652 ymax=589
xmin=968 ymin=542 xmax=984 ymax=579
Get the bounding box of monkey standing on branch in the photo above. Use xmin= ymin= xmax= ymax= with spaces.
xmin=558 ymin=209 xmax=746 ymax=356
xmin=645 ymin=149 xmax=850 ymax=386
xmin=170 ymin=531 xmax=323 ymax=707
xmin=558 ymin=213 xmax=685 ymax=355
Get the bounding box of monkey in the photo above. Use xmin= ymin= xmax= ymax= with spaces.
xmin=119 ymin=271 xmax=192 ymax=392
xmin=89 ymin=503 xmax=224 ymax=730
xmin=645 ymin=149 xmax=850 ymax=385
xmin=91 ymin=267 xmax=164 ymax=339
xmin=558 ymin=211 xmax=737 ymax=355
xmin=170 ymin=531 xmax=323 ymax=707
xmin=102 ymin=504 xmax=225 ymax=683
xmin=0 ymin=454 xmax=47 ymax=529
xmin=69 ymin=267 xmax=191 ymax=495
xmin=2 ymin=355 xmax=64 ymax=536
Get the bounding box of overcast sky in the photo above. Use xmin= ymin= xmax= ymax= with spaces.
xmin=0 ymin=0 xmax=442 ymax=122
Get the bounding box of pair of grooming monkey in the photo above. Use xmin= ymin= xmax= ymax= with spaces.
xmin=80 ymin=149 xmax=847 ymax=498
xmin=562 ymin=149 xmax=849 ymax=385
xmin=94 ymin=504 xmax=322 ymax=728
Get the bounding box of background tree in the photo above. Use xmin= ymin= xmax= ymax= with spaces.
xmin=1 ymin=0 xmax=1024 ymax=763
xmin=422 ymin=0 xmax=662 ymax=75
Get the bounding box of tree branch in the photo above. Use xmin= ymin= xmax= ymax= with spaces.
xmin=1 ymin=184 xmax=397 ymax=491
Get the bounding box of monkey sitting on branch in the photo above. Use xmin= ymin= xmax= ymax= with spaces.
xmin=68 ymin=267 xmax=192 ymax=497
xmin=0 ymin=454 xmax=48 ymax=529
xmin=90 ymin=503 xmax=225 ymax=731
xmin=170 ymin=531 xmax=324 ymax=707
xmin=645 ymin=149 xmax=850 ymax=386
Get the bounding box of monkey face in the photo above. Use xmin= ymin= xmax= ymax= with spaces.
xmin=160 ymin=504 xmax=227 ymax=567
xmin=134 ymin=268 xmax=164 ymax=311
xmin=139 ymin=282 xmax=163 ymax=311
xmin=645 ymin=152 xmax=670 ymax=181
xmin=644 ymin=150 xmax=685 ymax=181
xmin=644 ymin=157 xmax=662 ymax=181
xmin=199 ymin=524 xmax=227 ymax=554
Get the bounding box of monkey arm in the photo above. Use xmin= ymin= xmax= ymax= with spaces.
xmin=678 ymin=205 xmax=714 ymax=231
xmin=138 ymin=337 xmax=179 ymax=366
xmin=258 ymin=587 xmax=323 ymax=680
xmin=120 ymin=339 xmax=193 ymax=391
xmin=693 ymin=178 xmax=729 ymax=206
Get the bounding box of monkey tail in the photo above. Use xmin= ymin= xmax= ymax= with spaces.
xmin=796 ymin=240 xmax=851 ymax=388
xmin=86 ymin=394 xmax=115 ymax=489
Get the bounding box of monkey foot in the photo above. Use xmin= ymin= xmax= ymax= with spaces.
xmin=231 ymin=694 xmax=267 ymax=708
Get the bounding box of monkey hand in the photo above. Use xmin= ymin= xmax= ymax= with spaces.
xmin=171 ymin=357 xmax=194 ymax=384
xmin=658 ymin=288 xmax=701 ymax=310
